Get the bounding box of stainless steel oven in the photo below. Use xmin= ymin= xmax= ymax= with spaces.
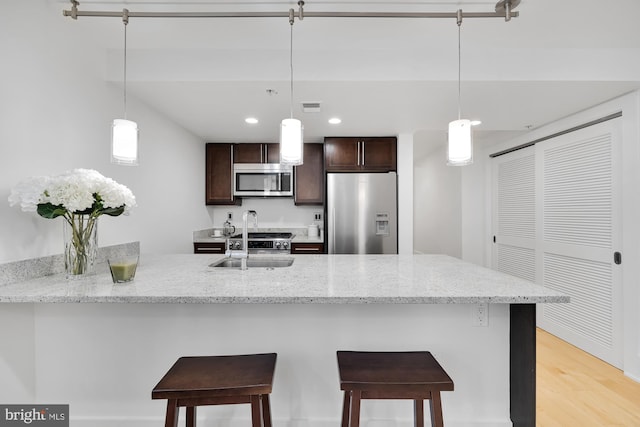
xmin=233 ymin=163 xmax=293 ymax=197
xmin=228 ymin=232 xmax=293 ymax=254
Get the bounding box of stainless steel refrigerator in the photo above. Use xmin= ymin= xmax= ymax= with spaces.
xmin=327 ymin=172 xmax=398 ymax=254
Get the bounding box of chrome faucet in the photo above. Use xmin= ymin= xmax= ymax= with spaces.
xmin=225 ymin=210 xmax=257 ymax=270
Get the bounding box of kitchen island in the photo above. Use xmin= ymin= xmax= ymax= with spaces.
xmin=0 ymin=254 xmax=567 ymax=427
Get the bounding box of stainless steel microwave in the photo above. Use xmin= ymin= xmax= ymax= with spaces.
xmin=233 ymin=163 xmax=294 ymax=197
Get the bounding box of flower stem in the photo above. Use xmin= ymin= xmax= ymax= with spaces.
xmin=64 ymin=213 xmax=98 ymax=275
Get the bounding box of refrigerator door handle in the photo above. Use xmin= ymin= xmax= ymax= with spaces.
xmin=361 ymin=140 xmax=365 ymax=166
xmin=331 ymin=207 xmax=336 ymax=253
xmin=356 ymin=141 xmax=360 ymax=166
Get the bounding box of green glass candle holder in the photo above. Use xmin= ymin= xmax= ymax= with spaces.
xmin=108 ymin=255 xmax=139 ymax=283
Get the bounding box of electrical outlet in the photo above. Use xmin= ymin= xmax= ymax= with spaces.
xmin=472 ymin=303 xmax=488 ymax=327
xmin=314 ymin=212 xmax=322 ymax=222
xmin=227 ymin=212 xmax=233 ymax=221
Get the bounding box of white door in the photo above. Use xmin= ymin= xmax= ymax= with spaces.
xmin=536 ymin=119 xmax=623 ymax=368
xmin=492 ymin=118 xmax=623 ymax=368
xmin=492 ymin=147 xmax=536 ymax=283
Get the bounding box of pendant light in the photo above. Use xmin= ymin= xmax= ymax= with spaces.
xmin=447 ymin=9 xmax=473 ymax=166
xmin=111 ymin=9 xmax=139 ymax=166
xmin=280 ymin=7 xmax=303 ymax=166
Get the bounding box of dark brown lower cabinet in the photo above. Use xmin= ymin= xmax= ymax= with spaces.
xmin=291 ymin=243 xmax=325 ymax=254
xmin=193 ymin=242 xmax=226 ymax=254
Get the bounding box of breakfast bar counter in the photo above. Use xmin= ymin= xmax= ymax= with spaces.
xmin=0 ymin=254 xmax=567 ymax=427
xmin=0 ymin=254 xmax=565 ymax=304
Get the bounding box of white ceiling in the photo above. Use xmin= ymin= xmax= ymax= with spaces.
xmin=51 ymin=0 xmax=640 ymax=155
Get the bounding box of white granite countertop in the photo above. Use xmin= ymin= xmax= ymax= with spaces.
xmin=291 ymin=234 xmax=324 ymax=244
xmin=0 ymin=254 xmax=567 ymax=304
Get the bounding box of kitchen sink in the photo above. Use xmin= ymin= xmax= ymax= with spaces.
xmin=209 ymin=257 xmax=295 ymax=269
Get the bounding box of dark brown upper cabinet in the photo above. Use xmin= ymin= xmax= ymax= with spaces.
xmin=205 ymin=143 xmax=241 ymax=206
xmin=234 ymin=143 xmax=280 ymax=164
xmin=206 ymin=142 xmax=323 ymax=205
xmin=294 ymin=143 xmax=324 ymax=205
xmin=324 ymin=137 xmax=397 ymax=172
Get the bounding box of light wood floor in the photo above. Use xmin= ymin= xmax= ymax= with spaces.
xmin=537 ymin=328 xmax=640 ymax=426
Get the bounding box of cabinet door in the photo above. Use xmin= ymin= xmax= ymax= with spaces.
xmin=265 ymin=143 xmax=281 ymax=163
xmin=294 ymin=143 xmax=324 ymax=205
xmin=324 ymin=137 xmax=397 ymax=172
xmin=362 ymin=137 xmax=397 ymax=171
xmin=324 ymin=138 xmax=360 ymax=171
xmin=194 ymin=242 xmax=226 ymax=254
xmin=206 ymin=143 xmax=240 ymax=205
xmin=234 ymin=143 xmax=281 ymax=163
xmin=234 ymin=143 xmax=264 ymax=163
xmin=291 ymin=243 xmax=325 ymax=254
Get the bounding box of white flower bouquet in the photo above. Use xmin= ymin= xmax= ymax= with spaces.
xmin=9 ymin=169 xmax=136 ymax=275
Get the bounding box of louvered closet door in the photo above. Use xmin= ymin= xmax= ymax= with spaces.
xmin=492 ymin=147 xmax=536 ymax=283
xmin=536 ymin=119 xmax=622 ymax=368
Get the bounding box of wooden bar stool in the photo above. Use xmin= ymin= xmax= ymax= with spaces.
xmin=337 ymin=351 xmax=454 ymax=427
xmin=152 ymin=353 xmax=276 ymax=427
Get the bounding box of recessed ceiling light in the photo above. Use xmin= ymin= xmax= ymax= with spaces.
xmin=470 ymin=120 xmax=482 ymax=126
xmin=328 ymin=118 xmax=342 ymax=125
xmin=245 ymin=117 xmax=259 ymax=124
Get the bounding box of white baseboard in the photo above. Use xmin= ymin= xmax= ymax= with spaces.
xmin=624 ymin=370 xmax=640 ymax=384
xmin=71 ymin=416 xmax=512 ymax=427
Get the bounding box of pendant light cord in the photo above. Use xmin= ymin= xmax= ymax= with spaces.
xmin=123 ymin=10 xmax=129 ymax=120
xmin=456 ymin=10 xmax=462 ymax=121
xmin=289 ymin=10 xmax=295 ymax=119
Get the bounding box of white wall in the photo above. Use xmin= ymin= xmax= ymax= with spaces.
xmin=8 ymin=303 xmax=512 ymax=427
xmin=0 ymin=1 xmax=211 ymax=263
xmin=397 ymin=133 xmax=414 ymax=254
xmin=0 ymin=305 xmax=35 ymax=402
xmin=460 ymin=148 xmax=487 ymax=266
xmin=413 ymin=144 xmax=462 ymax=257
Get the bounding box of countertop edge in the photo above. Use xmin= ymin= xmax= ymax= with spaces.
xmin=0 ymin=296 xmax=570 ymax=304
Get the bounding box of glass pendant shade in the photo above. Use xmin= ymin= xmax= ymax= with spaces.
xmin=280 ymin=118 xmax=303 ymax=166
xmin=447 ymin=119 xmax=473 ymax=166
xmin=111 ymin=119 xmax=139 ymax=165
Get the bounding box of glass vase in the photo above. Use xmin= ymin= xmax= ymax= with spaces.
xmin=63 ymin=214 xmax=98 ymax=277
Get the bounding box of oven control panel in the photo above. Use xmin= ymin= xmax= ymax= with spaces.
xmin=228 ymin=232 xmax=293 ymax=253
